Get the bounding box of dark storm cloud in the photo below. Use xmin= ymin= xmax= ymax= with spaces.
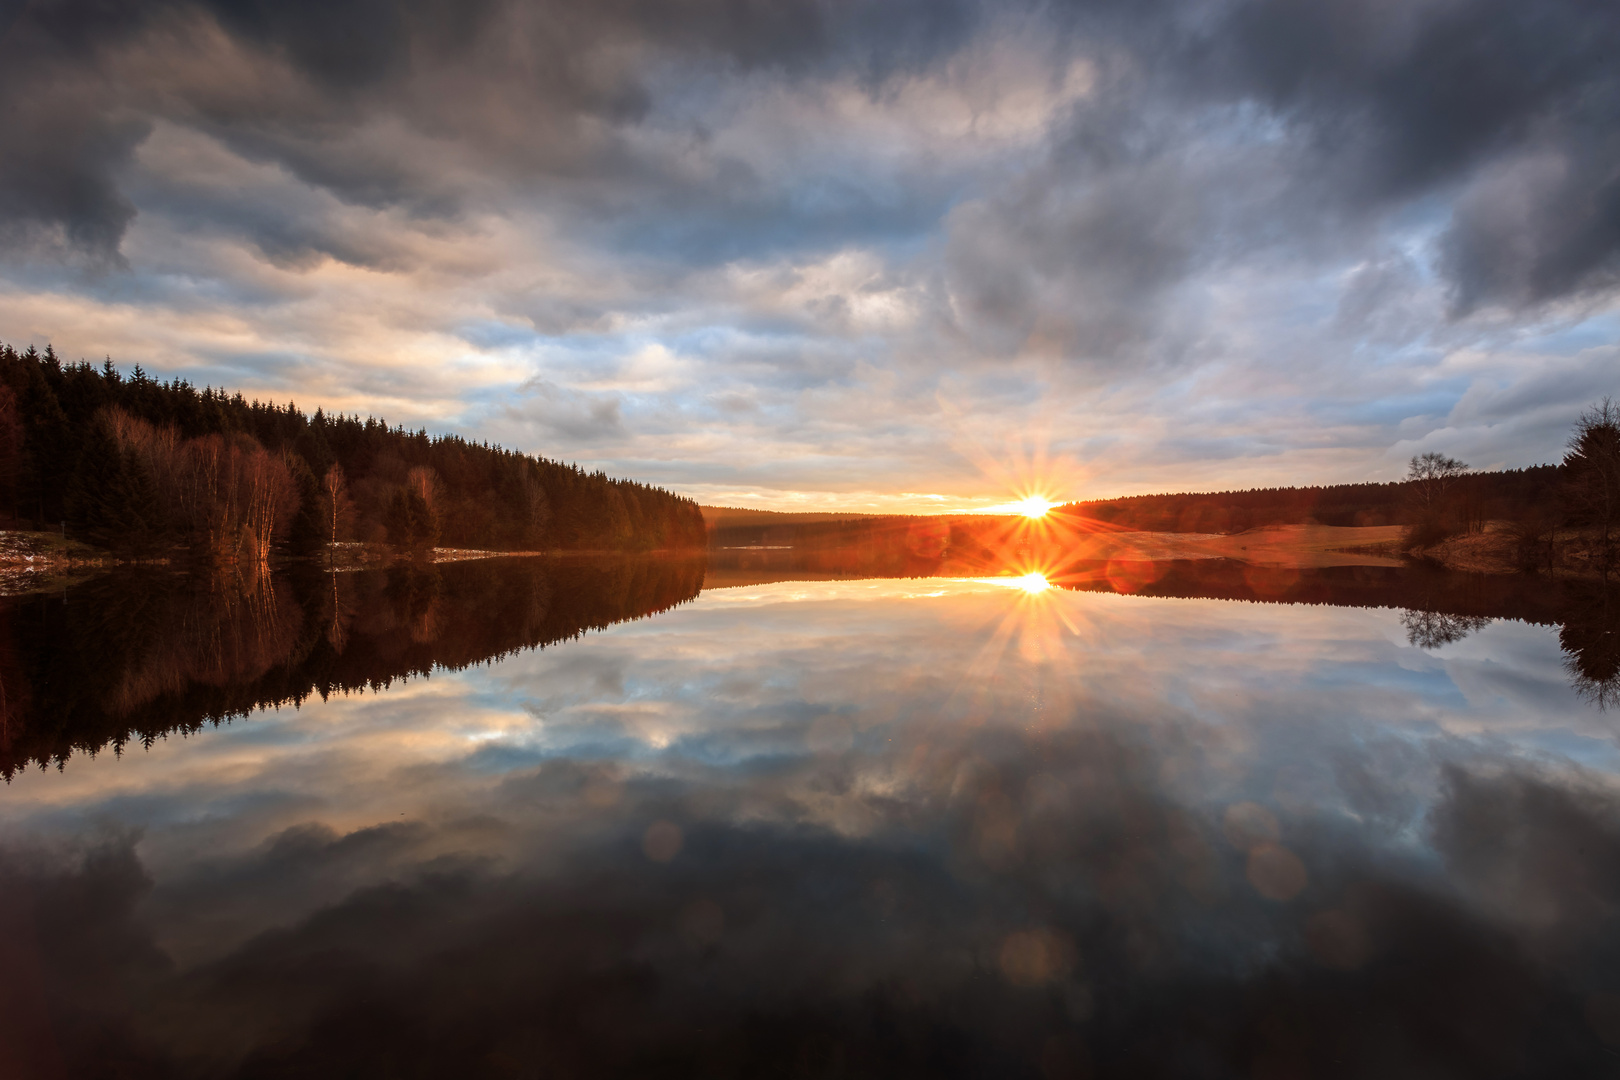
xmin=1187 ymin=0 xmax=1620 ymax=311
xmin=0 ymin=0 xmax=980 ymax=263
xmin=944 ymin=0 xmax=1620 ymax=359
xmin=0 ymin=0 xmax=153 ymax=261
xmin=6 ymin=0 xmax=1616 ymax=309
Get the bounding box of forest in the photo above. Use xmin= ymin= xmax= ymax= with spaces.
xmin=0 ymin=344 xmax=706 ymax=560
xmin=1051 ymin=466 xmax=1561 ymax=533
xmin=1052 ymin=401 xmax=1618 ymax=574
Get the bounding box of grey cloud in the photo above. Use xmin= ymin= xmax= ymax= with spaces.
xmin=1 ymin=0 xmax=1616 ymax=429
xmin=1441 ymin=147 xmax=1620 ymax=312
xmin=941 ymin=133 xmax=1212 ymax=362
xmin=1332 ymin=250 xmax=1435 ymax=346
xmin=1184 ymin=0 xmax=1620 ymax=311
xmin=506 ymin=379 xmax=627 ymax=444
xmin=938 ymin=0 xmax=1620 ymax=361
xmin=0 ymin=68 xmax=148 ymax=262
xmin=0 ymin=0 xmax=980 ymax=258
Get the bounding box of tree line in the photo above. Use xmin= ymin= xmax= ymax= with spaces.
xmin=1054 ymin=401 xmax=1620 ymax=575
xmin=0 ymin=344 xmax=706 ymax=560
xmin=1053 ymin=466 xmax=1561 ymax=534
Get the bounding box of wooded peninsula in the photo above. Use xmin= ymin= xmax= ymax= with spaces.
xmin=0 ymin=344 xmax=706 ymax=561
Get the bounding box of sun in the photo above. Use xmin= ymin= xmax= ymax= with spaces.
xmin=1014 ymin=571 xmax=1052 ymax=594
xmin=1014 ymin=496 xmax=1057 ymax=518
xmin=981 ymin=570 xmax=1055 ymax=595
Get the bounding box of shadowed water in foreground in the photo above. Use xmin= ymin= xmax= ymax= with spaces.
xmin=1 ymin=553 xmax=1618 ymax=1077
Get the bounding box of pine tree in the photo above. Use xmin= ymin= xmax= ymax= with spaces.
xmin=66 ymin=422 xmax=159 ymax=552
xmin=385 ymin=486 xmax=439 ymax=554
xmin=284 ymin=453 xmax=326 ymax=558
xmin=1564 ymin=399 xmax=1620 ymax=575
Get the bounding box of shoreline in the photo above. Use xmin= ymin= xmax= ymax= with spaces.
xmin=8 ymin=523 xmax=1608 ymax=595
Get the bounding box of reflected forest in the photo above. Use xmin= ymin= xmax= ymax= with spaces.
xmin=0 ymin=557 xmax=704 ymax=778
xmin=5 ymin=551 xmax=1616 ymax=780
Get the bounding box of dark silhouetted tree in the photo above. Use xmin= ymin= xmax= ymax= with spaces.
xmin=1563 ymin=398 xmax=1620 ymax=576
xmin=1405 ymin=452 xmax=1470 ymax=547
xmin=386 ymin=486 xmax=439 ymax=554
xmin=285 ymin=453 xmax=325 ymax=558
xmin=66 ymin=420 xmax=159 ymax=552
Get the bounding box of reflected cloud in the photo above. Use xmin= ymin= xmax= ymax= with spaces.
xmin=1 ymin=556 xmax=1618 ymax=1072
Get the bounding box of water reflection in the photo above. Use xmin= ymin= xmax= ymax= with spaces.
xmin=1 ymin=553 xmax=1617 ymax=1076
xmin=1562 ymin=586 xmax=1620 ymax=709
xmin=1400 ymin=609 xmax=1495 ymax=649
xmin=0 ymin=556 xmax=705 ymax=777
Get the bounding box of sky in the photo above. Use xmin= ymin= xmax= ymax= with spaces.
xmin=1 ymin=0 xmax=1617 ymax=512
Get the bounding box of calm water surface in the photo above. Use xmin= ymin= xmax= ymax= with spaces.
xmin=2 ymin=556 xmax=1618 ymax=1077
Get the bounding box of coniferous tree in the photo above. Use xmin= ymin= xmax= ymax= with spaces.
xmin=285 ymin=453 xmax=326 ymax=558
xmin=1564 ymin=398 xmax=1620 ymax=575
xmin=66 ymin=421 xmax=159 ymax=551
xmin=385 ymin=486 xmax=439 ymax=554
xmin=0 ymin=342 xmax=706 ymax=556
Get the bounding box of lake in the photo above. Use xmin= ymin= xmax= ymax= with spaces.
xmin=2 ymin=553 xmax=1617 ymax=1077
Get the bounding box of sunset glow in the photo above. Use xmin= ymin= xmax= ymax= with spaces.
xmin=980 ymin=494 xmax=1062 ymax=518
xmin=1014 ymin=571 xmax=1052 ymax=594
xmin=981 ymin=571 xmax=1055 ymax=595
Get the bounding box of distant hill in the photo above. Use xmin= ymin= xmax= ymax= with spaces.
xmin=700 ymin=505 xmax=880 ymax=529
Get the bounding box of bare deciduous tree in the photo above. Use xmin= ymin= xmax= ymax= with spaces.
xmin=1406 ymin=452 xmax=1471 ymax=512
xmin=241 ymin=446 xmax=295 ymax=566
xmin=322 ymin=463 xmax=354 ymax=560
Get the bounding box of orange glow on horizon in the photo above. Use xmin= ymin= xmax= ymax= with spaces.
xmin=978 ymin=569 xmax=1055 ymax=595
xmin=1014 ymin=496 xmax=1056 ymax=518
xmin=1014 ymin=571 xmax=1051 ymax=593
xmin=981 ymin=493 xmax=1063 ymax=517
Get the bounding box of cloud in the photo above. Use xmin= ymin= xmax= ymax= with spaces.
xmin=1 ymin=0 xmax=1618 ymax=503
xmin=7 ymin=717 xmax=1620 ymax=1072
xmin=2 ymin=573 xmax=1616 ymax=1068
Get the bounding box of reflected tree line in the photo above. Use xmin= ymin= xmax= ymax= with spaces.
xmin=711 ymin=545 xmax=1620 ymax=708
xmin=1395 ymin=601 xmax=1620 ymax=707
xmin=0 ymin=556 xmax=705 ymax=778
xmin=1058 ymin=559 xmax=1620 ymax=708
xmin=4 ymin=549 xmax=1613 ymax=778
